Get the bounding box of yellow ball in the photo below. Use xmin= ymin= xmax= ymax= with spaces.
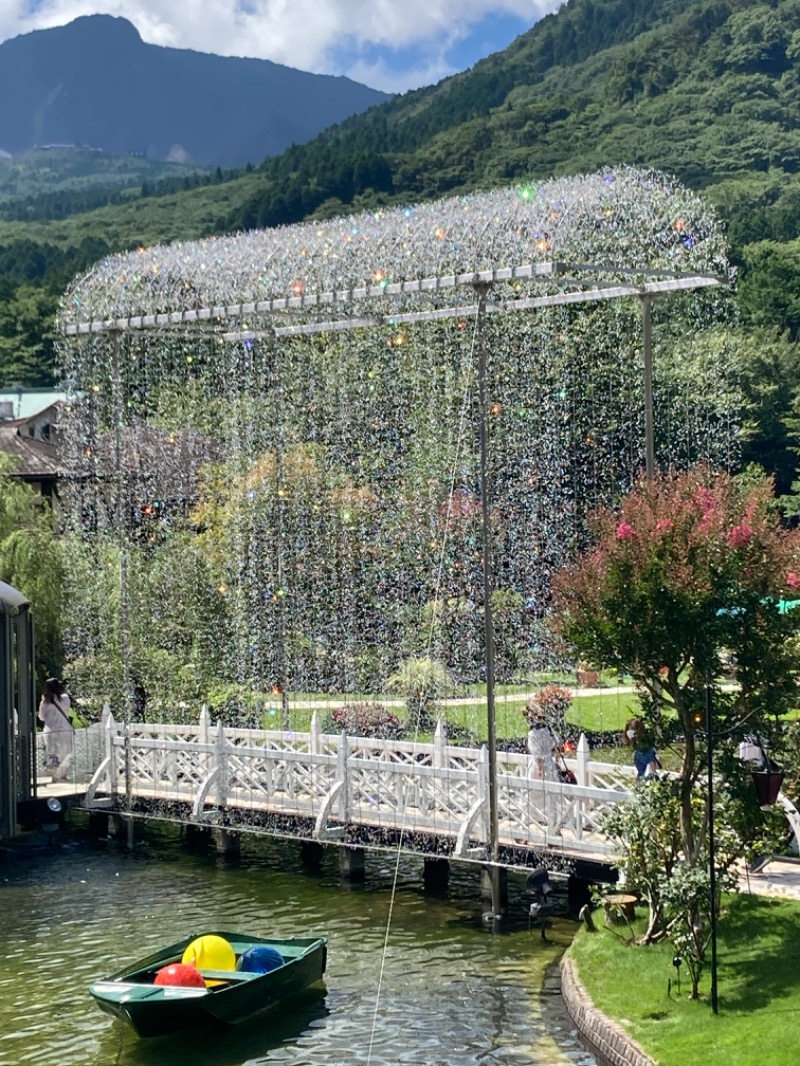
xmin=182 ymin=935 xmax=235 ymax=974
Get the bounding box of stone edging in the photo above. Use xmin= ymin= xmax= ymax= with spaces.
xmin=560 ymin=955 xmax=657 ymax=1066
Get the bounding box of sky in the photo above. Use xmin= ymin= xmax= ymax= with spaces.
xmin=0 ymin=0 xmax=565 ymax=93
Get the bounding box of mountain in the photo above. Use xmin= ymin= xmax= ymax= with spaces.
xmin=233 ymin=0 xmax=800 ymax=239
xmin=5 ymin=0 xmax=800 ymax=398
xmin=0 ymin=15 xmax=389 ymax=168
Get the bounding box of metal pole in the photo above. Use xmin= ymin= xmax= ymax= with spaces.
xmin=273 ymin=350 xmax=290 ymax=728
xmin=111 ymin=331 xmax=134 ymax=810
xmin=474 ymin=283 xmax=501 ymax=920
xmin=641 ymin=295 xmax=655 ymax=480
xmin=111 ymin=331 xmax=133 ymax=726
xmin=705 ymin=686 xmax=719 ymax=1014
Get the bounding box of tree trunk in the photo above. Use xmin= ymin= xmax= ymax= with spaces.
xmin=679 ymin=717 xmax=697 ymax=862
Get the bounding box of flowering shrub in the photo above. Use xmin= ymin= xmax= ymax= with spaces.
xmin=524 ymin=684 xmax=573 ymax=729
xmin=331 ymin=702 xmax=404 ymax=739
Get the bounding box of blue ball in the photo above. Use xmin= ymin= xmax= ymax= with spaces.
xmin=237 ymin=945 xmax=284 ymax=974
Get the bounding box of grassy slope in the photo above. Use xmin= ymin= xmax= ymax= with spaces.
xmin=0 ymin=150 xmax=209 ymax=204
xmin=569 ymin=894 xmax=800 ymax=1065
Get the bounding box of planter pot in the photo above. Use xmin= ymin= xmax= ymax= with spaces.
xmin=752 ymin=770 xmax=785 ymax=808
xmin=576 ymin=670 xmax=599 ymax=687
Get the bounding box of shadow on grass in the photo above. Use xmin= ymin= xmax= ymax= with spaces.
xmin=718 ymin=895 xmax=800 ymax=1014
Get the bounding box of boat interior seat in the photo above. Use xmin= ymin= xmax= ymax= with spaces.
xmin=198 ymin=968 xmax=260 ymax=983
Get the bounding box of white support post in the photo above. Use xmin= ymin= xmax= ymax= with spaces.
xmin=199 ymin=704 xmax=212 ymax=774
xmin=215 ymin=719 xmax=228 ymax=807
xmin=576 ymin=733 xmax=590 ymax=787
xmin=576 ymin=733 xmax=591 ymax=840
xmin=477 ymin=745 xmax=491 ymax=844
xmin=105 ymin=711 xmax=118 ymax=794
xmin=433 ymin=720 xmax=447 ymax=770
xmin=337 ymin=731 xmax=350 ymax=822
xmin=123 ymin=720 xmax=132 ymax=809
xmin=310 ymin=711 xmax=321 ymax=756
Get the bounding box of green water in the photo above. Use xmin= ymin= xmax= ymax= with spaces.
xmin=0 ymin=820 xmax=596 ymax=1066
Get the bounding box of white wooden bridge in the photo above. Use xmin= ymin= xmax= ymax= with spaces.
xmin=53 ymin=709 xmax=641 ymax=871
xmin=40 ymin=709 xmax=800 ymax=876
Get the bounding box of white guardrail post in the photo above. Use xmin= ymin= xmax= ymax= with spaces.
xmin=215 ymin=719 xmax=228 ymax=807
xmin=310 ymin=711 xmax=321 ymax=756
xmin=576 ymin=733 xmax=590 ymax=787
xmin=433 ymin=720 xmax=447 ymax=770
xmin=337 ymin=731 xmax=350 ymax=822
xmin=477 ymin=745 xmax=490 ymax=845
xmin=105 ymin=707 xmax=118 ymax=794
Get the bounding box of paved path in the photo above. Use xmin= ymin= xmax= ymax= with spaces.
xmin=283 ymin=684 xmax=635 ymax=710
xmin=739 ymin=857 xmax=800 ymax=900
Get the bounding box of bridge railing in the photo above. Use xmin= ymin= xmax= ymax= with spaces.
xmin=84 ymin=707 xmax=636 ymax=858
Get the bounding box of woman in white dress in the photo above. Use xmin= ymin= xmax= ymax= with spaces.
xmin=527 ymin=704 xmax=561 ymax=831
xmin=527 ymin=705 xmax=560 ymax=780
xmin=38 ymin=677 xmax=74 ymax=779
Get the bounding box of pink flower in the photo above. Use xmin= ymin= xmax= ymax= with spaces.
xmin=728 ymin=524 xmax=753 ymax=549
xmin=697 ymin=487 xmax=717 ymax=515
xmin=616 ymin=522 xmax=637 ymax=540
xmin=788 ymin=572 xmax=800 ymax=589
xmin=655 ymin=519 xmax=674 ymax=534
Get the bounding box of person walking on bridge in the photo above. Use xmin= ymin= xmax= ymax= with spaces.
xmin=38 ymin=677 xmax=75 ymax=780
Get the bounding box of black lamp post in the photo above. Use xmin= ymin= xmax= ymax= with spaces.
xmin=704 ymin=686 xmax=719 ymax=1015
xmin=704 ymin=686 xmax=785 ymax=1015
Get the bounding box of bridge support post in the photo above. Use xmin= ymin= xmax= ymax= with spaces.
xmin=185 ymin=823 xmax=211 ymax=850
xmin=480 ymin=866 xmax=508 ymax=914
xmin=567 ymin=874 xmax=593 ymax=918
xmin=423 ymin=857 xmax=450 ymax=896
xmin=339 ymin=846 xmax=365 ymax=883
xmin=108 ymin=813 xmax=135 ymax=848
xmin=301 ymin=841 xmax=324 ymax=870
xmin=214 ymin=828 xmax=240 ymax=860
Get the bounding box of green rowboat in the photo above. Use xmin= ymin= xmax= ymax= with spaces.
xmin=89 ymin=930 xmax=327 ymax=1038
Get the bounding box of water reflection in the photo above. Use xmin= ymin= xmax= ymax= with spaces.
xmin=0 ymin=822 xmax=596 ymax=1066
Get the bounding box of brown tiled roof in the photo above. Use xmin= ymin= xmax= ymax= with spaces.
xmin=67 ymin=420 xmax=218 ymax=499
xmin=0 ymin=422 xmax=61 ymax=479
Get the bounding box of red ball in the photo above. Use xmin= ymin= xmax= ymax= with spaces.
xmin=154 ymin=963 xmax=205 ymax=988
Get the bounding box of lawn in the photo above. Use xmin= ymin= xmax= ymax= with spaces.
xmin=270 ymin=687 xmax=642 ymax=744
xmin=568 ymin=893 xmax=800 ymax=1065
xmin=435 ymin=690 xmax=640 ymax=741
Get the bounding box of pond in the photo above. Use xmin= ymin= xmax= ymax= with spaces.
xmin=0 ymin=818 xmax=597 ymax=1066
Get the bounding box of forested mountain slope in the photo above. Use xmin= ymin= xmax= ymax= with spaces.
xmin=236 ymin=0 xmax=800 ymax=242
xmin=5 ymin=0 xmax=800 ymax=502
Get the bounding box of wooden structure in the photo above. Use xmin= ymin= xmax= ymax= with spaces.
xmin=0 ymin=581 xmax=37 ymax=838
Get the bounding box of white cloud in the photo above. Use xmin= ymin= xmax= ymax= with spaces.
xmin=0 ymin=0 xmax=563 ymax=90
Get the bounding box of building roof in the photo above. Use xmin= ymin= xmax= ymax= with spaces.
xmin=0 ymin=389 xmax=70 ymax=421
xmin=0 ymin=421 xmax=61 ymax=479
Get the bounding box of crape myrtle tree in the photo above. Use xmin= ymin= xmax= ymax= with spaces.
xmin=551 ymin=464 xmax=800 ymax=993
xmin=552 ymin=464 xmax=800 ymax=860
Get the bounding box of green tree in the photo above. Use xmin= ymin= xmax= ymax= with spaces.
xmin=0 ymin=455 xmax=64 ymax=679
xmin=552 ymin=464 xmax=800 ymax=864
xmin=738 ymin=240 xmax=800 ymax=339
xmin=0 ymin=282 xmax=60 ymax=386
